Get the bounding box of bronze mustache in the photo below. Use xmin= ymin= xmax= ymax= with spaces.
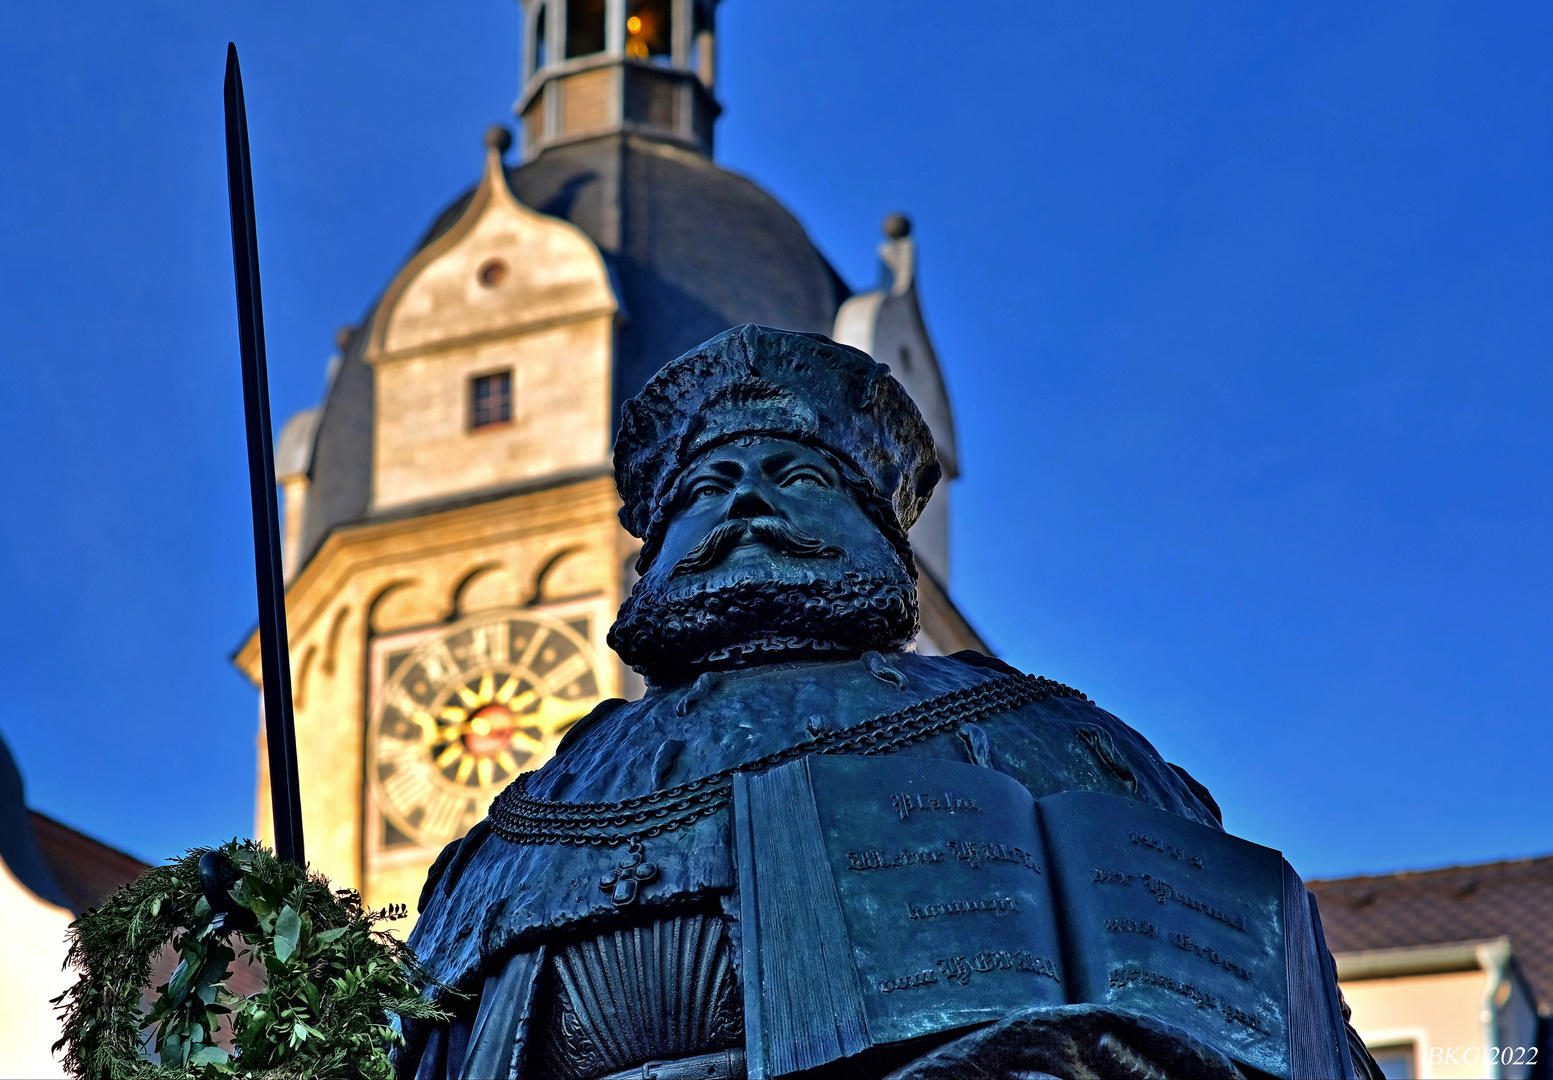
xmin=669 ymin=517 xmax=845 ymax=578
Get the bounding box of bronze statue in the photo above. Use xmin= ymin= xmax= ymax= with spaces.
xmin=398 ymin=326 xmax=1377 ymax=1080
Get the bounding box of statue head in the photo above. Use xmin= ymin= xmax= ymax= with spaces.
xmin=608 ymin=325 xmax=942 ymax=684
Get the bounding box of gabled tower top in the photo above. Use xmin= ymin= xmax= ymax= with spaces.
xmin=515 ymin=0 xmax=721 ymax=162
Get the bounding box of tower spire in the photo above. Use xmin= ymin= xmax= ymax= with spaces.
xmin=515 ymin=0 xmax=721 ymax=161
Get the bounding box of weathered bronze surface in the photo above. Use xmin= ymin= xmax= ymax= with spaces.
xmin=397 ymin=326 xmax=1371 ymax=1080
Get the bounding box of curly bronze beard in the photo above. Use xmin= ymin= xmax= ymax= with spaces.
xmin=608 ymin=567 xmax=919 ymax=684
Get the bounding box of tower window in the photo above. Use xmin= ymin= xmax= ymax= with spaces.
xmin=532 ymin=3 xmax=548 ymax=70
xmin=693 ymin=0 xmax=714 ymax=85
xmin=565 ymin=0 xmax=607 ymax=59
xmin=471 ymin=371 xmax=513 ymax=429
xmin=1367 ymin=1044 xmax=1415 ymax=1079
xmin=627 ymin=0 xmax=672 ymax=63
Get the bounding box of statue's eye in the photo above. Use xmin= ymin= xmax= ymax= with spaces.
xmin=688 ymin=481 xmax=724 ymax=502
xmin=780 ymin=468 xmax=828 ymax=488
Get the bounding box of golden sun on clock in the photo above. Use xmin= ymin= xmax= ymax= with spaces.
xmin=367 ymin=609 xmax=603 ymax=849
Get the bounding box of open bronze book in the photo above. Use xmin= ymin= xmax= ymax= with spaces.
xmin=733 ymin=755 xmax=1353 ymax=1079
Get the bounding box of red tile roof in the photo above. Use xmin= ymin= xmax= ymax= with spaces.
xmin=28 ymin=811 xmax=264 ymax=999
xmin=1309 ymin=854 xmax=1553 ymax=1012
xmin=29 ymin=811 xmax=148 ymax=914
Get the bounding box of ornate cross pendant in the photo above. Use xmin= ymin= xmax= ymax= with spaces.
xmin=600 ymin=841 xmax=659 ymax=906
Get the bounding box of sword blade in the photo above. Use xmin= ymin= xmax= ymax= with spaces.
xmin=223 ymin=43 xmax=305 ymax=866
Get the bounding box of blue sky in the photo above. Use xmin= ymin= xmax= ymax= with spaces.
xmin=0 ymin=1 xmax=1548 ymax=879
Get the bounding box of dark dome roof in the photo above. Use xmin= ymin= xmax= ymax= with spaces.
xmin=508 ymin=135 xmax=850 ymax=406
xmin=300 ymin=133 xmax=850 ymax=565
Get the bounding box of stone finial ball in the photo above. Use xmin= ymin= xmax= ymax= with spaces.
xmin=334 ymin=326 xmax=355 ymax=353
xmin=485 ymin=125 xmax=513 ymax=154
xmin=883 ymin=213 xmax=912 ymax=240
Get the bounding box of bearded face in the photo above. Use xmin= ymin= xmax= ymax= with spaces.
xmin=608 ymin=437 xmax=920 ymax=684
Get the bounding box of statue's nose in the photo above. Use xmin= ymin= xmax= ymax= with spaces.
xmin=728 ymin=481 xmax=775 ymax=520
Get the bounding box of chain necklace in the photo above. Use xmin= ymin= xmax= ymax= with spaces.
xmin=487 ymin=672 xmax=1085 ymax=849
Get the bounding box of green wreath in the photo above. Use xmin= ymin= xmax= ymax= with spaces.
xmin=54 ymin=841 xmax=450 ymax=1079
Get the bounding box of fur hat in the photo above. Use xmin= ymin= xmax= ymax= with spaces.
xmin=614 ymin=325 xmax=941 ymax=555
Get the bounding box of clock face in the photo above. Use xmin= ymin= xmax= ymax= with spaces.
xmin=368 ymin=609 xmax=604 ymax=848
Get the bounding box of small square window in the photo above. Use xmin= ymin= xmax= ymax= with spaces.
xmin=471 ymin=371 xmax=512 ymax=429
xmin=1368 ymin=1043 xmax=1415 ymax=1079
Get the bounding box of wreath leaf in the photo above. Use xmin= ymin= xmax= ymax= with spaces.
xmin=272 ymin=906 xmax=301 ymax=963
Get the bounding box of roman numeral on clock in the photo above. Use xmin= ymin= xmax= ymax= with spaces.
xmin=381 ymin=761 xmax=437 ymax=813
xmin=419 ymin=791 xmax=464 ymax=841
xmin=419 ymin=642 xmax=458 ymax=687
xmin=542 ymin=653 xmax=591 ymax=694
xmin=467 ymin=620 xmax=509 ymax=666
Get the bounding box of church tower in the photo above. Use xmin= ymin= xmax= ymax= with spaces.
xmin=237 ymin=0 xmax=982 ymax=914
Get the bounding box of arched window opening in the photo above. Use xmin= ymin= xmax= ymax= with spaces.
xmin=626 ymin=0 xmax=672 ymax=64
xmin=532 ymin=4 xmax=549 ymax=70
xmin=566 ymin=0 xmax=607 ymax=59
xmin=692 ymin=1 xmax=715 ymax=85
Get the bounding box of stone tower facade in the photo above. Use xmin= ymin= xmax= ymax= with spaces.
xmin=236 ymin=0 xmax=980 ymax=915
